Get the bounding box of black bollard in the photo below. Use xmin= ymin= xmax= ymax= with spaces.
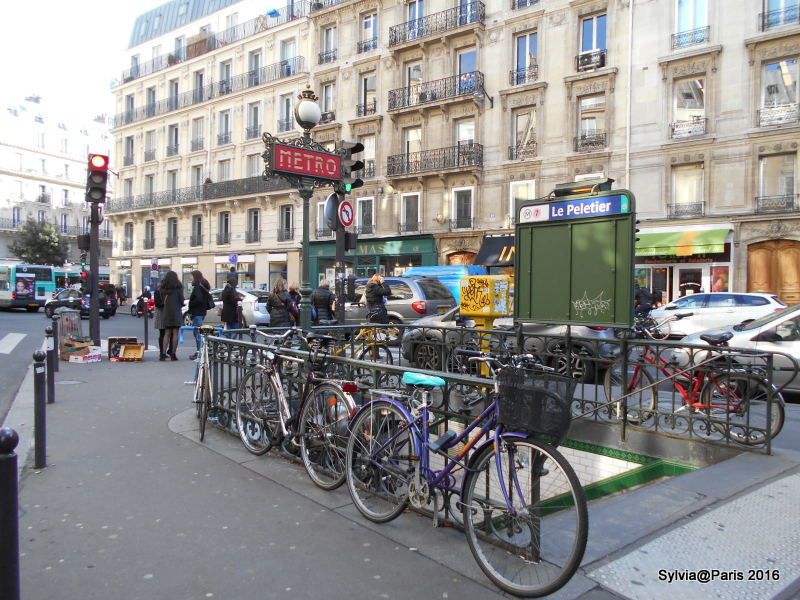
xmin=0 ymin=428 xmax=20 ymax=600
xmin=45 ymin=326 xmax=55 ymax=405
xmin=143 ymin=304 xmax=149 ymax=359
xmin=33 ymin=351 xmax=46 ymax=470
xmin=51 ymin=314 xmax=60 ymax=373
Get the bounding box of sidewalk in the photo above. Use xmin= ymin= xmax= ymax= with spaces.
xmin=6 ymin=355 xmax=800 ymax=600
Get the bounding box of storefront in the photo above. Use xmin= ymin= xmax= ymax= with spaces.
xmin=114 ymin=259 xmax=132 ymax=297
xmin=308 ymin=236 xmax=437 ymax=284
xmin=180 ymin=257 xmax=198 ymax=294
xmin=474 ymin=235 xmax=515 ymax=274
xmin=140 ymin=258 xmax=173 ymax=293
xmin=214 ymin=255 xmax=256 ymax=289
xmin=635 ymin=226 xmax=732 ymax=304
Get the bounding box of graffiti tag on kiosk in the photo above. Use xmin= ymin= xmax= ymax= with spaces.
xmin=461 ymin=277 xmax=491 ymax=314
xmin=572 ymin=291 xmax=611 ymax=319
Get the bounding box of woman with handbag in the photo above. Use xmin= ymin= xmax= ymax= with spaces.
xmin=153 ymin=287 xmax=168 ymax=360
xmin=159 ymin=271 xmax=185 ymax=361
xmin=267 ymin=278 xmax=295 ymax=328
xmin=365 ymin=273 xmax=391 ymax=324
xmin=188 ymin=270 xmax=213 ymax=360
xmin=220 ymin=276 xmax=240 ymax=331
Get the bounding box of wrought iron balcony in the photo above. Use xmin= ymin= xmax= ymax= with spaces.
xmin=387 ymin=143 xmax=483 ymax=177
xmin=512 ymin=0 xmax=539 ymax=8
xmin=316 ymin=227 xmax=333 ymax=239
xmin=398 ymin=221 xmax=421 ymax=233
xmin=671 ymin=26 xmax=710 ymax=49
xmin=320 ymin=111 xmax=336 ymax=124
xmin=166 ymin=236 xmax=178 ymax=248
xmin=166 ymin=144 xmax=179 ymax=157
xmin=358 ymin=159 xmax=376 ymax=179
xmin=277 ymin=118 xmax=294 ymax=133
xmin=143 ymin=237 xmax=155 ymax=250
xmin=356 ymin=99 xmax=377 ymax=117
xmin=245 ymin=229 xmax=261 ymax=243
xmin=37 ymin=193 xmax=51 ymax=204
xmin=576 ymin=49 xmax=607 ymax=71
xmin=123 ymin=240 xmax=134 ymax=251
xmin=756 ymin=194 xmax=798 ymax=213
xmin=217 ymin=132 xmax=232 ymax=146
xmin=123 ymin=155 xmax=134 ymax=166
xmin=277 ymin=227 xmax=294 ymax=241
xmin=670 ymin=118 xmax=707 ymax=138
xmin=574 ymin=132 xmax=607 ymax=153
xmin=760 ymin=5 xmax=800 ymax=30
xmin=759 ymin=103 xmax=800 ymax=127
xmin=0 ymin=218 xmax=21 ymax=230
xmin=509 ymin=65 xmax=539 ymax=86
xmin=144 ymin=149 xmax=156 ymax=162
xmin=508 ymin=142 xmax=537 ymax=160
xmin=389 ymin=2 xmax=485 ymax=47
xmin=450 ymin=217 xmax=474 ymax=230
xmin=216 ymin=232 xmax=231 ymax=245
xmin=357 ymin=223 xmax=374 ymax=235
xmin=310 ymin=0 xmax=341 ymax=11
xmin=389 ymin=71 xmax=484 ymax=110
xmin=357 ymin=38 xmax=378 ymax=53
xmin=144 ymin=104 xmax=157 ymax=118
xmin=245 ymin=125 xmax=261 ymax=140
xmin=669 ymin=202 xmax=705 ymax=218
xmin=190 ymin=234 xmax=203 ymax=247
xmin=191 ymin=138 xmax=205 ymax=151
xmin=318 ymin=49 xmax=337 ymax=64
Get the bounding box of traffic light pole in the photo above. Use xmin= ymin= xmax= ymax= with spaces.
xmin=89 ymin=201 xmax=100 ymax=346
xmin=335 ymin=226 xmax=346 ymax=324
xmin=298 ymin=179 xmax=314 ymax=331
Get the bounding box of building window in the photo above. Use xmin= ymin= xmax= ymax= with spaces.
xmin=278 ymin=94 xmax=293 ymax=132
xmin=455 ymin=118 xmax=474 ymax=145
xmin=510 ymin=180 xmax=536 ymax=225
xmin=279 ymin=205 xmax=293 ymax=240
xmin=511 ymin=107 xmax=537 ymax=159
xmin=248 ymin=50 xmax=262 ymax=85
xmin=316 ymin=202 xmax=330 ymax=236
xmin=401 ymin=193 xmax=420 ymax=232
xmin=218 ymin=110 xmax=231 ymax=144
xmin=144 ymin=220 xmax=155 ymax=248
xmin=167 ymin=217 xmax=178 ymax=247
xmin=671 ymin=163 xmax=705 ymax=216
xmin=247 ymin=154 xmax=261 ymax=177
xmin=676 ymin=0 xmax=707 ymax=33
xmin=759 ymin=154 xmax=796 ymax=210
xmin=60 ymin=214 xmax=69 ymax=233
xmin=62 ymin=189 xmax=69 ymax=205
xmin=359 ymin=73 xmax=377 ymax=114
xmin=124 ymin=178 xmax=134 ymax=198
xmin=219 ymin=60 xmax=232 ymax=92
xmin=191 ymin=117 xmax=204 ymax=150
xmin=167 ymin=170 xmax=178 ymax=191
xmin=576 ymin=94 xmax=606 ymax=151
xmin=146 ymin=87 xmax=156 ymax=113
xmin=361 ymin=13 xmax=378 ymax=50
xmin=361 ymin=134 xmax=376 ymax=177
xmin=218 ymin=212 xmax=230 ymax=244
xmin=514 ymin=31 xmax=538 ymax=84
xmin=581 ymin=14 xmax=607 ymax=53
xmin=191 ymin=215 xmax=203 ymax=246
xmin=247 ymin=103 xmax=260 ymax=138
xmin=12 ymin=207 xmax=21 ymax=227
xmin=124 ymin=222 xmax=134 ymax=249
xmin=322 ymin=26 xmax=337 ymax=55
xmin=761 ymin=58 xmax=799 ymax=126
xmin=144 ymin=174 xmax=155 ymax=196
xmin=192 ymin=165 xmax=203 ymax=186
xmin=225 ymin=12 xmax=238 ymax=29
xmin=124 ymin=136 xmax=134 ymax=163
xmin=321 ymin=83 xmax=336 ymax=114
xmin=451 ymin=188 xmax=473 ymax=229
xmin=358 ymin=197 xmax=374 ymax=234
xmin=217 ymin=159 xmax=231 ymax=181
xmin=404 ymin=126 xmax=422 ymax=155
xmin=671 ymin=77 xmax=706 ymax=137
xmin=406 ymin=61 xmax=423 ymax=87
xmin=167 ymin=125 xmax=179 ymax=155
xmin=174 ymin=36 xmax=186 ymax=61
xmin=762 ymin=0 xmax=800 ymax=29
xmin=247 ymin=208 xmax=260 ymax=242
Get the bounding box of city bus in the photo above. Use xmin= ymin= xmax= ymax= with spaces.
xmin=0 ymin=263 xmax=56 ymax=310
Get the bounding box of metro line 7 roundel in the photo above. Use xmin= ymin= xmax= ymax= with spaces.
xmin=338 ymin=200 xmax=354 ymax=228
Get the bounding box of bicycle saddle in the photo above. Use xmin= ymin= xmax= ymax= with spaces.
xmin=306 ymin=332 xmax=336 ymax=343
xmin=699 ymin=331 xmax=733 ymax=346
xmin=402 ymin=372 xmax=446 ymax=388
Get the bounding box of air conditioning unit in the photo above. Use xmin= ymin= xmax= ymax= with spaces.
xmin=577 ymin=51 xmax=605 ymax=71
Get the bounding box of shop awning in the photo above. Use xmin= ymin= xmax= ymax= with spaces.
xmin=636 ymin=228 xmax=730 ymax=257
xmin=475 ymin=235 xmax=515 ymax=267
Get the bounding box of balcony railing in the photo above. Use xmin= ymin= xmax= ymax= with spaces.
xmin=0 ymin=218 xmax=21 ymax=230
xmin=246 ymin=229 xmax=261 ymax=243
xmin=509 ymin=65 xmax=539 ymax=86
xmin=357 ymin=38 xmax=378 ymax=53
xmin=399 ymin=221 xmax=421 ymax=233
xmin=245 ymin=125 xmax=261 ymax=140
xmin=113 ymin=56 xmax=307 ymax=128
xmin=37 ymin=193 xmax=51 ymax=204
xmin=277 ymin=118 xmax=294 ymax=133
xmin=166 ymin=236 xmax=178 ymax=248
xmin=191 ymin=138 xmax=205 ymax=151
xmin=166 ymin=144 xmax=179 ymax=157
xmin=671 ymin=26 xmax=710 ymax=49
xmin=316 ymin=228 xmax=333 ymax=239
xmin=277 ymin=227 xmax=294 ymax=241
xmin=123 ymin=155 xmax=134 ymax=166
xmin=357 ymin=223 xmax=375 ymax=235
xmin=669 ymin=202 xmax=705 ymax=218
xmin=105 ymin=175 xmax=292 ymax=214
xmin=120 ymin=3 xmax=310 ymax=83
xmin=450 ymin=217 xmax=474 ymax=230
xmin=217 ymin=132 xmax=231 ymax=146
xmin=389 ymin=71 xmax=484 ymax=110
xmin=358 ymin=159 xmax=376 ymax=179
xmin=356 ymin=99 xmax=377 ymax=117
xmin=756 ymin=194 xmax=798 ymax=213
xmin=123 ymin=240 xmax=134 ymax=251
xmin=512 ymin=0 xmax=539 ymax=8
xmin=760 ymin=6 xmax=800 ymax=31
xmin=576 ymin=49 xmax=607 ymax=71
xmin=143 ymin=237 xmax=155 ymax=250
xmin=190 ymin=234 xmax=203 ymax=247
xmin=670 ymin=118 xmax=707 ymax=138
xmin=389 ymin=2 xmax=485 ymax=47
xmin=574 ymin=132 xmax=607 ymax=153
xmin=508 ymin=142 xmax=537 ymax=160
xmin=318 ymin=49 xmax=337 ymax=64
xmin=759 ymin=103 xmax=800 ymax=127
xmin=320 ymin=111 xmax=336 ymax=125
xmin=144 ymin=149 xmax=156 ymax=162
xmin=310 ymin=0 xmax=341 ymax=11
xmin=216 ymin=231 xmax=231 ymax=245
xmin=387 ymin=143 xmax=483 ymax=176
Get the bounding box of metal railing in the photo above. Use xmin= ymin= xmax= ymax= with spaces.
xmin=357 ymin=38 xmax=378 ymax=53
xmin=509 ymin=64 xmax=539 ymax=86
xmin=217 ymin=132 xmax=232 ymax=146
xmin=759 ymin=103 xmax=800 ymax=127
xmin=318 ymin=49 xmax=337 ymax=64
xmin=387 ymin=143 xmax=483 ymax=176
xmin=123 ymin=240 xmax=133 ymax=251
xmin=190 ymin=234 xmax=203 ymax=247
xmin=669 ymin=202 xmax=705 ymax=218
xmin=143 ymin=237 xmax=155 ymax=250
xmin=399 ymin=221 xmax=421 ymax=233
xmin=245 ymin=125 xmax=261 ymax=140
xmin=512 ymin=0 xmax=539 ymax=8
xmin=245 ymin=229 xmax=261 ymax=243
xmin=191 ymin=138 xmax=205 ymax=151
xmin=389 ymin=71 xmax=484 ymax=110
xmin=123 ymin=155 xmax=133 ymax=166
xmin=144 ymin=149 xmax=156 ymax=162
xmin=356 ymin=99 xmax=377 ymax=117
xmin=310 ymin=0 xmax=341 ymax=11
xmin=574 ymin=132 xmax=607 ymax=153
xmin=576 ymin=49 xmax=607 ymax=71
xmin=358 ymin=159 xmax=376 ymax=179
xmin=450 ymin=217 xmax=474 ymax=230
xmin=0 ymin=218 xmax=21 ymax=230
xmin=316 ymin=228 xmax=333 ymax=239
xmin=216 ymin=232 xmax=231 ymax=245
xmin=756 ymin=194 xmax=798 ymax=213
xmin=389 ymin=2 xmax=485 ymax=46
xmin=37 ymin=193 xmax=51 ymax=204
xmin=671 ymin=26 xmax=710 ymax=49
xmin=166 ymin=236 xmax=178 ymax=248
xmin=277 ymin=227 xmax=294 ymax=241
xmin=760 ymin=5 xmax=800 ymax=30
xmin=670 ymin=118 xmax=707 ymax=138
xmin=166 ymin=144 xmax=179 ymax=157
xmin=320 ymin=111 xmax=336 ymax=124
xmin=508 ymin=142 xmax=537 ymax=160
xmin=357 ymin=223 xmax=375 ymax=234
xmin=277 ymin=118 xmax=294 ymax=133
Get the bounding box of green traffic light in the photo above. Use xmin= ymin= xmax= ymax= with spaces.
xmin=344 ymin=183 xmax=352 ymax=192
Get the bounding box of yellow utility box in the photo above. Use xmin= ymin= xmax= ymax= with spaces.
xmin=459 ymin=275 xmax=512 ymax=318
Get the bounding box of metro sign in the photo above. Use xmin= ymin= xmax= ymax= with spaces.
xmin=272 ymin=143 xmax=341 ymax=181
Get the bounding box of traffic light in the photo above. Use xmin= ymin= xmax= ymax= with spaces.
xmin=77 ymin=233 xmax=90 ymax=251
xmin=85 ymin=153 xmax=109 ymax=203
xmin=80 ymin=251 xmax=88 ymax=269
xmin=344 ymin=231 xmax=358 ymax=252
xmin=336 ymin=140 xmax=364 ymax=194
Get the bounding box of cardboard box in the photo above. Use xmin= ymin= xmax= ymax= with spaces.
xmin=117 ymin=343 xmax=145 ymax=362
xmin=60 ymin=340 xmax=92 ymax=362
xmin=69 ymin=348 xmax=102 ymax=364
xmin=108 ymin=337 xmax=139 ymax=361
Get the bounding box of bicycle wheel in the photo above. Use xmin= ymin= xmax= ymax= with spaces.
xmin=647 ymin=318 xmax=671 ymax=340
xmin=354 ymin=344 xmax=393 ymax=386
xmin=235 ymin=366 xmax=279 ymax=455
xmin=198 ymin=364 xmax=211 ymax=442
xmin=298 ymin=383 xmax=354 ymax=490
xmin=701 ymin=372 xmax=785 ymax=445
xmin=603 ymin=357 xmax=658 ymax=423
xmin=462 ymin=438 xmax=588 ymax=598
xmin=346 ymin=400 xmax=415 ymax=523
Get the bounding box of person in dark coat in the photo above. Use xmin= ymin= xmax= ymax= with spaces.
xmin=159 ymin=271 xmax=184 ymax=361
xmin=188 ymin=270 xmax=212 ymax=360
xmin=634 ymin=284 xmax=654 ymax=318
xmin=228 ymin=266 xmax=238 ymax=286
xmin=268 ymin=278 xmax=294 ymax=328
xmin=365 ymin=273 xmax=391 ymax=324
xmin=311 ymin=280 xmax=335 ymax=323
xmin=288 ymin=282 xmax=301 ymax=323
xmin=220 ymin=276 xmax=240 ymax=331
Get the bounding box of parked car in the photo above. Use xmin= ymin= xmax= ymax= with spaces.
xmin=672 ymin=305 xmax=800 ymax=392
xmin=649 ymin=292 xmax=786 ymax=338
xmin=44 ymin=289 xmax=115 ymax=319
xmin=344 ymin=277 xmax=456 ymax=326
xmin=400 ymin=307 xmax=614 ymax=382
xmin=182 ymin=288 xmax=270 ymax=327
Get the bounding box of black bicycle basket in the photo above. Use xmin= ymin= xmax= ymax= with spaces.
xmin=496 ymin=367 xmax=576 ymax=445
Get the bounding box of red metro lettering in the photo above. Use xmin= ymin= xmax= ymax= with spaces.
xmin=274 ymin=145 xmax=340 ymax=180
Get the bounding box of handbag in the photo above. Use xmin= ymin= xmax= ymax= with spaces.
xmin=205 ymin=289 xmax=215 ymax=311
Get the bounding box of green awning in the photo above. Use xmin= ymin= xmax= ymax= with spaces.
xmin=636 ymin=229 xmax=729 ymax=257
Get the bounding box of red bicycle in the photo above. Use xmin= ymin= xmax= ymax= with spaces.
xmin=603 ymin=331 xmax=785 ymax=446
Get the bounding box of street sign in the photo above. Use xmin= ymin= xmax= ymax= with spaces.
xmin=338 ymin=199 xmax=354 ymax=228
xmin=518 ymin=194 xmax=631 ymax=224
xmin=229 ymin=254 xmax=238 ymax=265
xmin=271 ymin=142 xmax=342 ymax=181
xmin=324 ymin=193 xmax=339 ymax=231
xmin=150 ymin=261 xmax=158 ymax=272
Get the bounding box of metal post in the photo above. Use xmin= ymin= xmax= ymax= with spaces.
xmin=45 ymin=326 xmax=55 ymax=405
xmin=0 ymin=427 xmax=20 ymax=600
xmin=299 ymin=178 xmax=314 ymax=331
xmin=51 ymin=314 xmax=60 ymax=373
xmin=143 ymin=301 xmax=149 ymax=356
xmin=33 ymin=351 xmax=46 ymax=469
xmin=620 ymin=337 xmax=629 ymax=442
xmin=335 ymin=226 xmax=346 ymax=324
xmin=89 ymin=201 xmax=100 ymax=346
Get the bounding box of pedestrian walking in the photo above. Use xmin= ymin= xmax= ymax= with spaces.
xmin=118 ymin=285 xmax=127 ymax=305
xmin=288 ymin=282 xmax=301 ymax=324
xmin=158 ymin=271 xmax=184 ymax=361
xmin=365 ymin=273 xmax=391 ymax=324
xmin=228 ymin=266 xmax=238 ymax=286
xmin=188 ymin=270 xmax=212 ymax=360
xmin=311 ymin=280 xmax=335 ymax=323
xmin=220 ymin=276 xmax=240 ymax=331
xmin=153 ymin=287 xmax=171 ymax=361
xmin=634 ymin=283 xmax=654 ymax=318
xmin=267 ymin=278 xmax=295 ymax=328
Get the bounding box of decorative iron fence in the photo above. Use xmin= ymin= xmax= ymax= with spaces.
xmin=450 ymin=217 xmax=474 ymax=230
xmin=574 ymin=132 xmax=606 ymax=153
xmin=508 ymin=142 xmax=537 ymax=160
xmin=277 ymin=228 xmax=294 ymax=241
xmin=190 ymin=234 xmax=203 ymax=247
xmin=356 ymin=99 xmax=377 ymax=117
xmin=143 ymin=237 xmax=155 ymax=250
xmin=217 ymin=232 xmax=231 ymax=245
xmin=166 ymin=144 xmax=179 ymax=157
xmin=389 ymin=2 xmax=485 ymax=46
xmin=387 ymin=143 xmax=483 ymax=176
xmin=389 ymin=72 xmax=484 ymax=110
xmin=246 ymin=230 xmax=261 ymax=243
xmin=758 ymin=103 xmax=800 ymax=127
xmin=318 ymin=49 xmax=337 ymax=64
xmin=191 ymin=138 xmax=205 ymax=151
xmin=509 ymin=65 xmax=539 ymax=86
xmin=357 ymin=38 xmax=378 ymax=53
xmin=669 ymin=118 xmax=707 ymax=138
xmin=760 ymin=5 xmax=800 ymax=30
xmin=669 ymin=202 xmax=705 ymax=218
xmin=755 ymin=194 xmax=798 ymax=213
xmin=671 ymin=26 xmax=710 ymax=49
xmin=144 ymin=149 xmax=156 ymax=162
xmin=245 ymin=125 xmax=261 ymax=140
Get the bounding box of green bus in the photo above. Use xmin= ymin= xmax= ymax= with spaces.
xmin=0 ymin=263 xmax=56 ymax=310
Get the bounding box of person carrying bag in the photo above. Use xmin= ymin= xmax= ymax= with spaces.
xmin=268 ymin=278 xmax=295 ymax=328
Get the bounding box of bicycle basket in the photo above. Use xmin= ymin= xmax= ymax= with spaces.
xmin=496 ymin=367 xmax=576 ymax=444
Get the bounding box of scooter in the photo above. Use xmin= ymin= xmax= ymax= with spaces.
xmin=131 ymin=297 xmax=155 ymax=318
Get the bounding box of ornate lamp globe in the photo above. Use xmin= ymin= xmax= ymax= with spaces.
xmin=294 ymin=86 xmax=321 ymax=131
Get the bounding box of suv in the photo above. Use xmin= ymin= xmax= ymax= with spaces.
xmin=344 ymin=277 xmax=456 ymax=325
xmin=44 ymin=288 xmax=115 ymax=319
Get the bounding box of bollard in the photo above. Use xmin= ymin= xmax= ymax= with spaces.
xmin=0 ymin=428 xmax=20 ymax=600
xmin=143 ymin=304 xmax=149 ymax=359
xmin=33 ymin=351 xmax=46 ymax=470
xmin=45 ymin=326 xmax=55 ymax=405
xmin=51 ymin=314 xmax=60 ymax=373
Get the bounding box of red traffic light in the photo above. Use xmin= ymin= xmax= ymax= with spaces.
xmin=89 ymin=154 xmax=109 ymax=171
xmin=80 ymin=272 xmax=89 ymax=279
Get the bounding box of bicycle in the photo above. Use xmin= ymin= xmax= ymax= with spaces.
xmin=603 ymin=330 xmax=785 ymax=445
xmin=235 ymin=328 xmax=360 ymax=490
xmin=616 ymin=311 xmax=692 ymax=341
xmin=193 ymin=331 xmax=217 ymax=442
xmin=321 ymin=324 xmax=397 ymax=386
xmin=344 ymin=352 xmax=588 ymax=598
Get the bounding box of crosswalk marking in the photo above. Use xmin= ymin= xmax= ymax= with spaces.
xmin=0 ymin=333 xmax=26 ymax=354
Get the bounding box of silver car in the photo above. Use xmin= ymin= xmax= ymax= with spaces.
xmin=182 ymin=288 xmax=270 ymax=327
